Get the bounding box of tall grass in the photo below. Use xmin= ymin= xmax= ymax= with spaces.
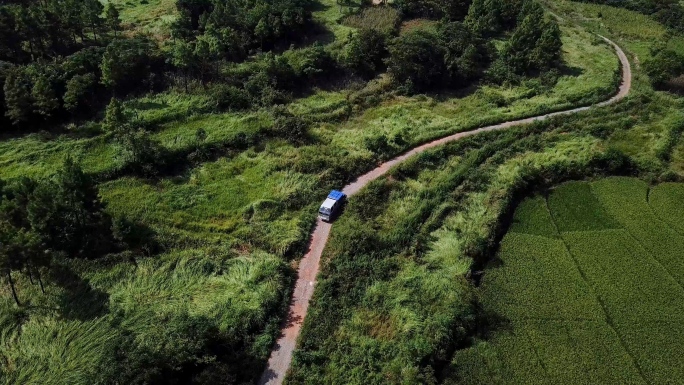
xmin=0 ymin=248 xmax=289 ymax=384
xmin=343 ymin=7 xmax=401 ymax=34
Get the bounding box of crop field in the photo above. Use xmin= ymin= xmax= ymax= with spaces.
xmin=450 ymin=178 xmax=684 ymax=384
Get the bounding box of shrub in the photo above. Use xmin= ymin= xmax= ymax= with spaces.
xmin=341 ymin=29 xmax=389 ymax=79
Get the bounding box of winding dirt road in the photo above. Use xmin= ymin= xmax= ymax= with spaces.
xmin=258 ymin=35 xmax=631 ymax=385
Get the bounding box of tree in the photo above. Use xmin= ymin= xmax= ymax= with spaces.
xmin=272 ymin=109 xmax=309 ymax=145
xmin=101 ymin=37 xmax=161 ymax=96
xmin=64 ymin=73 xmax=96 ymax=112
xmin=103 ymin=97 xmax=128 ymax=134
xmin=531 ymin=20 xmax=562 ymax=71
xmin=386 ymin=30 xmax=447 ymax=93
xmin=105 ymin=3 xmax=122 ymax=37
xmin=31 ymin=73 xmax=59 ymax=117
xmin=27 ymin=157 xmax=113 ymax=258
xmin=169 ymin=39 xmax=196 ymax=92
xmin=643 ymin=49 xmax=684 ymax=86
xmin=0 ymin=221 xmax=22 ymax=305
xmin=498 ymin=3 xmax=562 ymax=75
xmin=118 ymin=130 xmax=166 ymax=175
xmin=438 ymin=22 xmax=488 ymax=83
xmin=341 ymin=29 xmax=388 ymax=79
xmin=15 ymin=228 xmax=49 ymax=294
xmin=3 ymin=67 xmax=33 ymax=125
xmin=171 ymin=8 xmax=195 ymax=41
xmin=81 ymin=0 xmax=104 ymax=42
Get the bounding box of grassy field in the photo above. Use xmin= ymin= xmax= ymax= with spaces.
xmin=0 ymin=248 xmax=290 ymax=384
xmin=545 ymin=0 xmax=684 ymax=59
xmin=101 ymin=0 xmax=177 ymax=36
xmin=450 ymin=177 xmax=684 ymax=384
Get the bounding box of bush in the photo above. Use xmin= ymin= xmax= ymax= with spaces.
xmin=341 ymin=29 xmax=389 ymax=79
xmin=208 ymin=83 xmax=250 ymax=111
xmin=271 ymin=109 xmax=310 ymax=145
xmin=643 ymin=49 xmax=684 ymax=87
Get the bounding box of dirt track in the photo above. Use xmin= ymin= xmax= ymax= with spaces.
xmin=258 ymin=35 xmax=632 ymax=385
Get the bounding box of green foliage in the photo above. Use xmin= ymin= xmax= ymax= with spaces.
xmin=104 ymin=3 xmax=122 ymax=37
xmin=495 ymin=2 xmax=563 ymax=78
xmin=103 ymin=98 xmax=128 ymax=134
xmin=174 ymin=0 xmax=314 ymax=55
xmin=27 ymin=157 xmax=113 ymax=258
xmin=271 ymin=109 xmax=310 ymax=145
xmin=464 ymin=0 xmax=524 ymax=37
xmin=643 ymin=49 xmax=684 ymax=86
xmin=386 ymin=20 xmax=494 ymax=92
xmin=341 ymin=29 xmax=389 ymax=79
xmin=101 ymin=37 xmax=164 ymax=96
xmin=386 ymin=29 xmax=447 ymax=92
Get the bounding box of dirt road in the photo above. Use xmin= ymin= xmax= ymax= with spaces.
xmin=258 ymin=35 xmax=631 ymax=385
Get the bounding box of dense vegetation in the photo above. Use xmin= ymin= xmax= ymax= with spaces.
xmin=576 ymin=0 xmax=684 ymax=33
xmin=451 ymin=178 xmax=684 ymax=384
xmin=290 ymin=90 xmax=684 ymax=383
xmin=288 ymin=2 xmax=684 ymax=384
xmin=0 ymin=0 xmax=660 ymax=383
xmin=572 ymin=0 xmax=684 ymax=88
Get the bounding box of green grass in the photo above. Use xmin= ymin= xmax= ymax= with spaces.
xmin=0 ymin=248 xmax=289 ymax=384
xmin=101 ymin=0 xmax=177 ymax=36
xmin=342 ymin=6 xmax=400 ymax=34
xmin=546 ymin=0 xmax=684 ymax=59
xmin=452 ymin=177 xmax=684 ymax=385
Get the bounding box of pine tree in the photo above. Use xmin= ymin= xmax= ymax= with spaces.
xmin=31 ymin=74 xmax=59 ymax=117
xmin=3 ymin=67 xmax=34 ymax=125
xmin=103 ymin=98 xmax=128 ymax=134
xmin=105 ymin=3 xmax=122 ymax=37
xmin=0 ymin=221 xmax=24 ymax=306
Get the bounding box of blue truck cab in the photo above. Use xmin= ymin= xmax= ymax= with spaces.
xmin=318 ymin=190 xmax=346 ymax=222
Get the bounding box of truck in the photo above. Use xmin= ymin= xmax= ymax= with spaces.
xmin=318 ymin=190 xmax=346 ymax=222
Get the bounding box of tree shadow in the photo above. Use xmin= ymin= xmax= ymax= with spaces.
xmin=50 ymin=263 xmax=109 ymax=321
xmin=559 ymin=64 xmax=585 ymax=78
xmin=126 ymin=100 xmax=169 ymax=111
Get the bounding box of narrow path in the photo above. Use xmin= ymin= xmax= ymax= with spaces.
xmin=258 ymin=35 xmax=632 ymax=385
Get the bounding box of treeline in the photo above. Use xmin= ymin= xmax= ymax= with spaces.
xmin=577 ymin=0 xmax=684 ymax=33
xmin=0 ymin=0 xmax=167 ymax=129
xmin=0 ymin=0 xmax=318 ymax=131
xmin=342 ymin=0 xmax=562 ymax=93
xmin=0 ymin=157 xmax=152 ymax=305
